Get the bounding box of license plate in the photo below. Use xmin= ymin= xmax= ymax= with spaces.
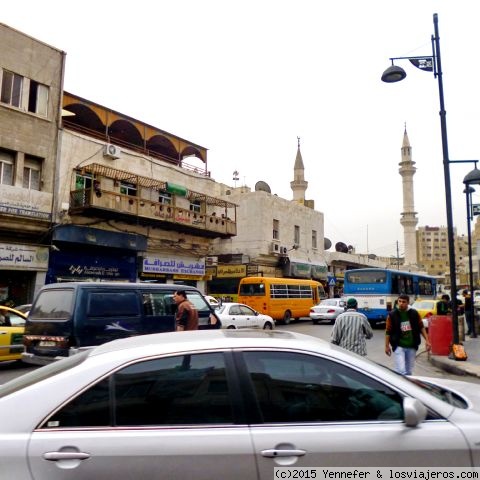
xmin=39 ymin=341 xmax=56 ymax=347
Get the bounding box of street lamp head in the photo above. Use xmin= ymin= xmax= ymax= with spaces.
xmin=381 ymin=64 xmax=407 ymax=83
xmin=463 ymin=166 xmax=480 ymax=186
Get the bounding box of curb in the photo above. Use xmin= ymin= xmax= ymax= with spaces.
xmin=428 ymin=354 xmax=480 ymax=379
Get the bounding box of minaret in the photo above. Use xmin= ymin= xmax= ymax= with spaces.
xmin=399 ymin=126 xmax=418 ymax=266
xmin=290 ymin=136 xmax=308 ymax=201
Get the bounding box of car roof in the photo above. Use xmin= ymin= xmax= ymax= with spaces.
xmin=91 ymin=329 xmax=330 ymax=359
xmin=38 ymin=282 xmax=201 ymax=291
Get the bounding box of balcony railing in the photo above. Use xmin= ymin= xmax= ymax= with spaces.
xmin=70 ymin=188 xmax=236 ymax=238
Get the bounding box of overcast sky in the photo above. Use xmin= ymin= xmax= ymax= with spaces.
xmin=3 ymin=1 xmax=480 ymax=258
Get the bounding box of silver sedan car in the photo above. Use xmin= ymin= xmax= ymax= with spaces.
xmin=217 ymin=302 xmax=275 ymax=329
xmin=309 ymin=298 xmax=346 ymax=324
xmin=1 ymin=330 xmax=480 ymax=479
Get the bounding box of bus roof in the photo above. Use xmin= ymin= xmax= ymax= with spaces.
xmin=239 ymin=277 xmax=320 ymax=285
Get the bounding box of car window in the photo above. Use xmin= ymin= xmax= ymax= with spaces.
xmin=243 ymin=351 xmax=403 ymax=423
xmin=239 ymin=305 xmax=255 ymax=315
xmin=186 ymin=291 xmax=212 ymax=313
xmin=42 ymin=352 xmax=234 ymax=428
xmin=29 ymin=289 xmax=74 ymax=320
xmin=88 ymin=292 xmax=140 ymax=317
xmin=142 ymin=292 xmax=176 ymax=316
xmin=230 ymin=305 xmax=241 ymax=315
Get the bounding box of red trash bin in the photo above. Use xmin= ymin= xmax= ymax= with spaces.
xmin=429 ymin=315 xmax=453 ymax=356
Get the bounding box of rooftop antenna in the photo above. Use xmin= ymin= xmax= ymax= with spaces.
xmin=232 ymin=170 xmax=239 ymax=188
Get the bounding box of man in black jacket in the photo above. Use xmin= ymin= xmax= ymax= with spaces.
xmin=385 ymin=294 xmax=431 ymax=375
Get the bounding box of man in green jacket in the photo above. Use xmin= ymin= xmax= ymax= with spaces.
xmin=385 ymin=294 xmax=431 ymax=375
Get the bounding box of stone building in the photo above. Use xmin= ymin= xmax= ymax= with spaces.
xmin=0 ymin=23 xmax=65 ymax=303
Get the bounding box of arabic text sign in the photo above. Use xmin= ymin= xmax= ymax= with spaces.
xmin=143 ymin=256 xmax=205 ymax=276
xmin=0 ymin=243 xmax=49 ymax=270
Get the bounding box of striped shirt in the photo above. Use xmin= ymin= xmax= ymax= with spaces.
xmin=330 ymin=309 xmax=373 ymax=356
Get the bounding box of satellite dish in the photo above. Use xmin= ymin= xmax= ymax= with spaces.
xmin=347 ymin=245 xmax=354 ymax=253
xmin=255 ymin=181 xmax=271 ymax=193
xmin=335 ymin=242 xmax=348 ymax=253
xmin=324 ymin=238 xmax=332 ymax=250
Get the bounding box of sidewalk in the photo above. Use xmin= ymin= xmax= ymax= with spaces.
xmin=429 ymin=336 xmax=480 ymax=378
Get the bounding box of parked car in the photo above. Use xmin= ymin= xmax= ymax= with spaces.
xmin=22 ymin=282 xmax=220 ymax=366
xmin=1 ymin=329 xmax=480 ymax=478
xmin=204 ymin=295 xmax=221 ymax=308
xmin=217 ymin=302 xmax=274 ymax=329
xmin=309 ymin=298 xmax=346 ymax=324
xmin=411 ymin=299 xmax=446 ymax=329
xmin=0 ymin=305 xmax=27 ymax=362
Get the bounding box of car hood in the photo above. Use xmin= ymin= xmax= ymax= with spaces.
xmin=412 ymin=375 xmax=480 ymax=412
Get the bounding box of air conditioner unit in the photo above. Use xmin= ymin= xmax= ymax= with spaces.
xmin=270 ymin=243 xmax=288 ymax=255
xmin=269 ymin=242 xmax=280 ymax=254
xmin=103 ymin=144 xmax=121 ymax=159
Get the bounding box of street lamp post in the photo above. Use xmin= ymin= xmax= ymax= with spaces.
xmin=463 ymin=166 xmax=480 ymax=337
xmin=381 ymin=13 xmax=460 ymax=344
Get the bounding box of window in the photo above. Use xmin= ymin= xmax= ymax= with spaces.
xmin=190 ymin=200 xmax=201 ymax=213
xmin=243 ymin=351 xmax=403 ymax=423
xmin=1 ymin=70 xmax=22 ymax=107
xmin=28 ymin=80 xmax=48 ymax=116
xmin=120 ymin=181 xmax=137 ymax=196
xmin=273 ymin=219 xmax=279 ymax=240
xmin=23 ymin=155 xmax=42 ymax=190
xmin=42 ymin=352 xmax=233 ymax=428
xmin=0 ymin=149 xmax=14 ymax=185
xmin=158 ymin=191 xmax=172 ymax=205
xmin=294 ymin=225 xmax=300 ymax=245
xmin=312 ymin=230 xmax=317 ymax=249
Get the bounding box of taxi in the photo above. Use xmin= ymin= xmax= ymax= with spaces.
xmin=411 ymin=299 xmax=448 ymax=329
xmin=0 ymin=305 xmax=27 ymax=362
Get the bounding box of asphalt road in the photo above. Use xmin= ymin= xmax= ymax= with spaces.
xmin=0 ymin=319 xmax=478 ymax=384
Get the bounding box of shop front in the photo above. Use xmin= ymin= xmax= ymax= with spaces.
xmin=0 ymin=242 xmax=49 ymax=305
xmin=47 ymin=225 xmax=146 ymax=283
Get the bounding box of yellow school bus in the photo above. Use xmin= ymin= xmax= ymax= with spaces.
xmin=238 ymin=277 xmax=324 ymax=324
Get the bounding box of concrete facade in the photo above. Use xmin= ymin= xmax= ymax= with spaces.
xmin=0 ymin=23 xmax=65 ymax=303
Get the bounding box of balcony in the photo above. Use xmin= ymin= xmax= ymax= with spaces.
xmin=69 ymin=164 xmax=236 ymax=239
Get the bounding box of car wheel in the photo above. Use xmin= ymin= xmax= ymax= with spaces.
xmin=282 ymin=310 xmax=292 ymax=325
xmin=312 ymin=320 xmax=318 ymax=325
xmin=330 ymin=318 xmax=336 ymax=325
xmin=263 ymin=322 xmax=273 ymax=330
xmin=227 ymin=325 xmax=236 ymax=329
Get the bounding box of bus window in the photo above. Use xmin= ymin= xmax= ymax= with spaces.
xmin=238 ymin=283 xmax=265 ymax=296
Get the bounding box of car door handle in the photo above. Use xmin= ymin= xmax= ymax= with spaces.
xmin=261 ymin=449 xmax=306 ymax=458
xmin=43 ymin=451 xmax=91 ymax=461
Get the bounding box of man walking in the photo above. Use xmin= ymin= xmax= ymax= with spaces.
xmin=385 ymin=294 xmax=431 ymax=375
xmin=462 ymin=290 xmax=473 ymax=336
xmin=173 ymin=290 xmax=198 ymax=331
xmin=331 ymin=298 xmax=373 ymax=356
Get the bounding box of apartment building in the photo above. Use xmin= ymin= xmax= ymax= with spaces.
xmin=0 ymin=23 xmax=65 ymax=303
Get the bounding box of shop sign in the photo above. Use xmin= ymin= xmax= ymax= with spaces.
xmin=217 ymin=264 xmax=246 ymax=278
xmin=0 ymin=243 xmax=49 ymax=270
xmin=174 ymin=274 xmax=211 ymax=281
xmin=291 ymin=262 xmax=311 ymax=279
xmin=205 ymin=266 xmax=217 ymax=276
xmin=143 ymin=256 xmax=205 ymax=276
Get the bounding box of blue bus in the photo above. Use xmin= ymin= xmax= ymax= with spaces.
xmin=343 ymin=268 xmax=437 ymax=325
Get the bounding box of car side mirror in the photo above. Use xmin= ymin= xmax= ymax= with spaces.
xmin=403 ymin=397 xmax=427 ymax=427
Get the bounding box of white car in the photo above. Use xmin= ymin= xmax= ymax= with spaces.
xmin=204 ymin=295 xmax=221 ymax=308
xmin=1 ymin=329 xmax=480 ymax=478
xmin=309 ymin=298 xmax=346 ymax=324
xmin=217 ymin=302 xmax=274 ymax=329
